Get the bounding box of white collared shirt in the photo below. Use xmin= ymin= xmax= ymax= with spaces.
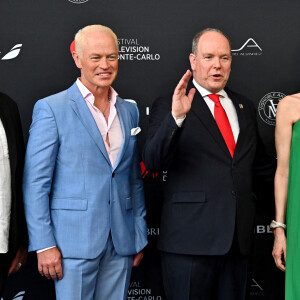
xmin=0 ymin=118 xmax=11 ymax=253
xmin=193 ymin=79 xmax=240 ymax=142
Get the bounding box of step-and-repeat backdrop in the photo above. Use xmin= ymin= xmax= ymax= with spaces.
xmin=1 ymin=0 xmax=298 ymax=298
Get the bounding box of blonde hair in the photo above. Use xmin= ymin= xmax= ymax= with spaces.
xmin=74 ymin=24 xmax=118 ymax=56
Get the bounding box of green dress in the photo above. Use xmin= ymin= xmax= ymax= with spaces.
xmin=286 ymin=121 xmax=300 ymax=299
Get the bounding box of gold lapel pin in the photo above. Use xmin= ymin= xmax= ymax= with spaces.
xmin=239 ymin=104 xmax=243 ymax=109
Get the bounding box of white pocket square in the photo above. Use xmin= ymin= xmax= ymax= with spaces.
xmin=131 ymin=127 xmax=141 ymax=136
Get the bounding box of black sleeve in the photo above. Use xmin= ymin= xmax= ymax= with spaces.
xmin=1 ymin=93 xmax=28 ymax=250
xmin=143 ymin=96 xmax=183 ymax=172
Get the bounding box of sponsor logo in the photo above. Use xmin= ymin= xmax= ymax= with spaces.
xmin=70 ymin=40 xmax=75 ymax=53
xmin=162 ymin=170 xmax=167 ymax=182
xmin=67 ymin=0 xmax=88 ymax=4
xmin=258 ymin=92 xmax=286 ymax=126
xmin=1 ymin=291 xmax=25 ymax=300
xmin=231 ymin=38 xmax=262 ymax=56
xmin=140 ymin=162 xmax=167 ymax=181
xmin=254 ymin=225 xmax=272 ymax=234
xmin=1 ymin=44 xmax=22 ymax=60
xmin=250 ymin=278 xmax=263 ymax=296
xmin=127 ymin=281 xmax=162 ymax=300
xmin=70 ymin=39 xmax=160 ymax=61
xmin=147 ymin=228 xmax=160 ymax=235
xmin=124 ymin=99 xmax=137 ymax=104
xmin=118 ymin=38 xmax=160 ymax=61
xmin=140 ymin=161 xmax=158 ymax=179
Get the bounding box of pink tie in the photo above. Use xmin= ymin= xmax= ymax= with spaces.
xmin=208 ymin=94 xmax=236 ymax=157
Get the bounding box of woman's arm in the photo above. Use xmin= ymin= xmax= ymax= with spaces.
xmin=272 ymin=95 xmax=300 ymax=271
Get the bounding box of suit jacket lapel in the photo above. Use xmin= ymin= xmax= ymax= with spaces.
xmin=68 ymin=83 xmax=112 ymax=167
xmin=225 ymin=88 xmax=247 ymax=161
xmin=189 ymin=84 xmax=232 ymax=158
xmin=113 ymin=97 xmax=130 ymax=170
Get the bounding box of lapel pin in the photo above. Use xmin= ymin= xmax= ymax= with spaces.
xmin=239 ymin=104 xmax=243 ymax=109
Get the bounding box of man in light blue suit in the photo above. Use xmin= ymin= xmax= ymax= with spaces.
xmin=23 ymin=25 xmax=147 ymax=300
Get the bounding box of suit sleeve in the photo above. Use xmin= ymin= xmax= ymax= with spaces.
xmin=131 ymin=103 xmax=148 ymax=253
xmin=143 ymin=96 xmax=182 ymax=172
xmin=23 ymin=100 xmax=59 ymax=252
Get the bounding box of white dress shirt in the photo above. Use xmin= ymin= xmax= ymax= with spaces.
xmin=192 ymin=79 xmax=240 ymax=142
xmin=0 ymin=118 xmax=11 ymax=253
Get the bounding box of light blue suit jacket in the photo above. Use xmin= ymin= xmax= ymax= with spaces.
xmin=23 ymin=83 xmax=147 ymax=259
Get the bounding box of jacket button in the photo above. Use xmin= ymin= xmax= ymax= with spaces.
xmin=232 ymin=190 xmax=236 ymax=196
xmin=108 ymin=200 xmax=110 ymax=204
xmin=112 ymin=172 xmax=115 ymax=178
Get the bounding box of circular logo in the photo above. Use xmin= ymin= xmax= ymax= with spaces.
xmin=68 ymin=0 xmax=88 ymax=4
xmin=258 ymin=92 xmax=286 ymax=126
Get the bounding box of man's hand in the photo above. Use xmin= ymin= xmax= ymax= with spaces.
xmin=172 ymin=70 xmax=196 ymax=119
xmin=8 ymin=247 xmax=28 ymax=275
xmin=132 ymin=250 xmax=144 ymax=267
xmin=272 ymin=228 xmax=286 ymax=272
xmin=37 ymin=247 xmax=63 ymax=280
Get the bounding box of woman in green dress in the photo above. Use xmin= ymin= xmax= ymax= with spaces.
xmin=272 ymin=93 xmax=300 ymax=299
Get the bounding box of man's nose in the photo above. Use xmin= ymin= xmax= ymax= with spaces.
xmin=213 ymin=58 xmax=221 ymax=68
xmin=99 ymin=58 xmax=109 ymax=69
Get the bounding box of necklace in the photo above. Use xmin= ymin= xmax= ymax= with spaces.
xmin=101 ymin=100 xmax=110 ymax=118
xmin=99 ymin=91 xmax=111 ymax=118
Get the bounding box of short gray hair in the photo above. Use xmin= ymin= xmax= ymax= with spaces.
xmin=192 ymin=28 xmax=231 ymax=56
xmin=75 ymin=24 xmax=118 ymax=56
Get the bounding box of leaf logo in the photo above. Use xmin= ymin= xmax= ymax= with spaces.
xmin=124 ymin=99 xmax=137 ymax=104
xmin=13 ymin=291 xmax=25 ymax=300
xmin=1 ymin=44 xmax=22 ymax=60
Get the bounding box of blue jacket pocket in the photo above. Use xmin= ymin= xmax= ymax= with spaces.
xmin=51 ymin=198 xmax=88 ymax=210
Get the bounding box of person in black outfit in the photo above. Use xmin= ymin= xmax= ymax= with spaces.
xmin=0 ymin=92 xmax=27 ymax=296
xmin=143 ymin=28 xmax=274 ymax=300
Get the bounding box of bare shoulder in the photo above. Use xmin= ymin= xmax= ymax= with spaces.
xmin=277 ymin=93 xmax=300 ymax=124
xmin=278 ymin=93 xmax=300 ymax=109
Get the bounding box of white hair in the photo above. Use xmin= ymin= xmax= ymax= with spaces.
xmin=74 ymin=24 xmax=118 ymax=56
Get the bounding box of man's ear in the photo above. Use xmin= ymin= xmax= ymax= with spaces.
xmin=189 ymin=53 xmax=196 ymax=71
xmin=72 ymin=51 xmax=82 ymax=69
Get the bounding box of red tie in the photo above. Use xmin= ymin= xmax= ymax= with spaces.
xmin=208 ymin=94 xmax=236 ymax=157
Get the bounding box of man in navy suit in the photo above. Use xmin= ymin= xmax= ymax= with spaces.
xmin=143 ymin=28 xmax=273 ymax=300
xmin=23 ymin=25 xmax=147 ymax=300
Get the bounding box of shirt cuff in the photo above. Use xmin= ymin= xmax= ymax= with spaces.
xmin=171 ymin=112 xmax=186 ymax=127
xmin=37 ymin=246 xmax=56 ymax=253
